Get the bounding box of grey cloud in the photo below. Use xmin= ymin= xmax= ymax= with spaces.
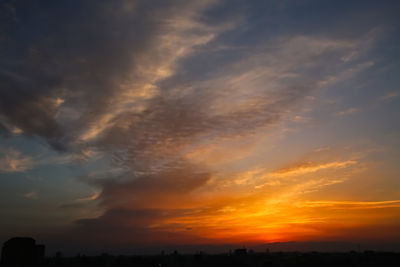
xmin=91 ymin=163 xmax=211 ymax=209
xmin=0 ymin=122 xmax=10 ymax=136
xmin=72 ymin=208 xmax=209 ymax=246
xmin=0 ymin=0 xmax=199 ymax=148
xmin=72 ymin=161 xmax=213 ymax=243
xmin=0 ymin=64 xmax=64 ymax=148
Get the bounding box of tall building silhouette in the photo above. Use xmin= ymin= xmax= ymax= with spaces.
xmin=1 ymin=237 xmax=45 ymax=267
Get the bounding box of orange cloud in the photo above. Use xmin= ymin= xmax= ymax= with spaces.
xmin=269 ymin=160 xmax=357 ymax=177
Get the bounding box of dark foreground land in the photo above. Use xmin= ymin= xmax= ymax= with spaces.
xmin=43 ymin=251 xmax=400 ymax=267
xmin=2 ymin=239 xmax=400 ymax=267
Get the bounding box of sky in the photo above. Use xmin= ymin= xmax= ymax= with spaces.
xmin=0 ymin=0 xmax=400 ymax=254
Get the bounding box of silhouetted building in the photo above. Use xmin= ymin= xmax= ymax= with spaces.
xmin=35 ymin=245 xmax=45 ymax=267
xmin=234 ymin=248 xmax=247 ymax=255
xmin=1 ymin=237 xmax=45 ymax=267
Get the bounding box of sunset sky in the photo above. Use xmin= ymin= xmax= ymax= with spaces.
xmin=1 ymin=0 xmax=400 ymax=254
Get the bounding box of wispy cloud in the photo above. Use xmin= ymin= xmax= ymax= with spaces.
xmin=335 ymin=108 xmax=359 ymax=116
xmin=296 ymin=200 xmax=400 ymax=209
xmin=269 ymin=160 xmax=357 ymax=177
xmin=380 ymin=91 xmax=399 ymax=101
xmin=23 ymin=191 xmax=38 ymax=199
xmin=76 ymin=191 xmax=100 ymax=202
xmin=0 ymin=148 xmax=34 ymax=173
xmin=0 ymin=145 xmax=93 ymax=173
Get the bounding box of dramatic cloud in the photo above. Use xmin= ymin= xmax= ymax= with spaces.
xmin=1 ymin=0 xmax=399 ymax=251
xmin=0 ymin=0 xmax=223 ymax=148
